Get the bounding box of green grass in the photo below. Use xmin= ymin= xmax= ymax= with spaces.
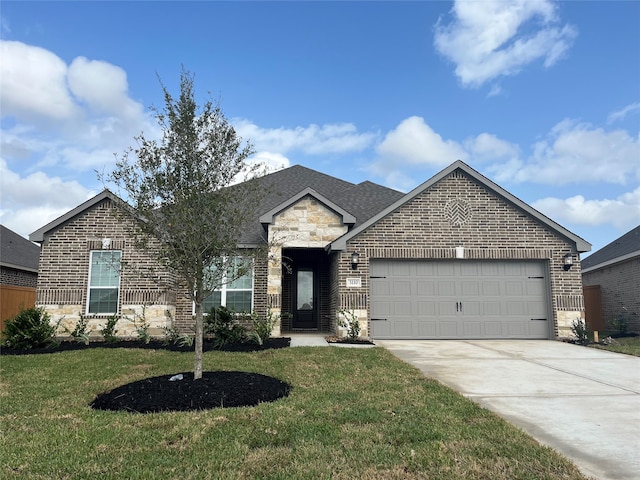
xmin=1 ymin=346 xmax=588 ymax=479
xmin=591 ymin=334 xmax=640 ymax=357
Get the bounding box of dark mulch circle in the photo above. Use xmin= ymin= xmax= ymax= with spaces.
xmin=90 ymin=371 xmax=291 ymax=414
xmin=0 ymin=337 xmax=290 ymax=356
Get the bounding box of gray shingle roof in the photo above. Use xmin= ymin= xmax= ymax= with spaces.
xmin=1 ymin=225 xmax=40 ymax=272
xmin=239 ymin=165 xmax=403 ymax=245
xmin=581 ymin=225 xmax=640 ymax=270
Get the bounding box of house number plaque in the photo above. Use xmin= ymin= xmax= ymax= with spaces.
xmin=346 ymin=277 xmax=362 ymax=288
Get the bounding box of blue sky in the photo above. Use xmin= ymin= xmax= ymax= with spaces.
xmin=1 ymin=1 xmax=639 ymax=257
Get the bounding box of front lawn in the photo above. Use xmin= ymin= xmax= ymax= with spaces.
xmin=1 ymin=346 xmax=587 ymax=479
xmin=591 ymin=334 xmax=640 ymax=357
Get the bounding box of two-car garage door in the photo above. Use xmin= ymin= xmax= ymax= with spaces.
xmin=370 ymin=260 xmax=551 ymax=339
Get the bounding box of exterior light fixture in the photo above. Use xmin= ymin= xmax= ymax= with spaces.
xmin=351 ymin=252 xmax=359 ymax=270
xmin=563 ymin=253 xmax=573 ymax=271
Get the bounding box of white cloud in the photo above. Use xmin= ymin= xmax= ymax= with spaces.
xmin=0 ymin=40 xmax=80 ymax=121
xmin=488 ymin=119 xmax=640 ymax=185
xmin=0 ymin=159 xmax=95 ymax=237
xmin=68 ymin=56 xmax=144 ymax=121
xmin=465 ymin=132 xmax=520 ymax=162
xmin=376 ymin=116 xmax=467 ymax=165
xmin=0 ymin=40 xmax=157 ymax=174
xmin=434 ymin=0 xmax=577 ymax=88
xmin=233 ymin=119 xmax=377 ymax=156
xmin=607 ymin=102 xmax=640 ymax=124
xmin=532 ymin=187 xmax=640 ymax=230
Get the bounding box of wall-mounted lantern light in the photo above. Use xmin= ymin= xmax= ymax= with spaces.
xmin=563 ymin=253 xmax=574 ymax=271
xmin=351 ymin=252 xmax=359 ymax=270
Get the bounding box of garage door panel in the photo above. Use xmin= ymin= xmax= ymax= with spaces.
xmin=460 ymin=281 xmax=480 ymax=296
xmin=391 ymin=301 xmax=412 ymax=316
xmin=370 ymin=260 xmax=550 ymax=340
xmin=393 ymin=320 xmax=414 ymax=337
xmin=438 ymin=281 xmax=456 ymax=296
xmin=438 ymin=320 xmax=460 ymax=337
xmin=417 ymin=320 xmax=437 ymax=336
xmin=416 ymin=281 xmax=436 ymax=296
xmin=392 ymin=280 xmax=412 ymax=296
xmin=505 ymin=281 xmax=524 ymax=295
xmin=483 ymin=320 xmax=504 ymax=336
xmin=463 ymin=321 xmax=482 ymax=337
xmin=482 ymin=281 xmax=501 ymax=296
xmin=417 ymin=301 xmax=436 ymax=315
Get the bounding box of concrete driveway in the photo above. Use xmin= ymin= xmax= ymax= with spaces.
xmin=377 ymin=340 xmax=640 ymax=480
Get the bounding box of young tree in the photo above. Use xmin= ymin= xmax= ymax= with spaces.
xmin=105 ymin=69 xmax=267 ymax=379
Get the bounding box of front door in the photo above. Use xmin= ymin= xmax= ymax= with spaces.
xmin=292 ymin=267 xmax=318 ymax=329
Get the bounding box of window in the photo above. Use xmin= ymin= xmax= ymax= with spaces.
xmin=87 ymin=250 xmax=121 ymax=314
xmin=202 ymin=257 xmax=253 ymax=313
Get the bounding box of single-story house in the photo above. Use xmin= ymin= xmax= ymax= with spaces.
xmin=1 ymin=225 xmax=40 ymax=330
xmin=30 ymin=160 xmax=591 ymax=339
xmin=582 ymin=225 xmax=640 ymax=333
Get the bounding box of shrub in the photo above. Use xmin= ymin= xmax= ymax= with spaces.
xmin=337 ymin=309 xmax=361 ymax=341
xmin=100 ymin=314 xmax=120 ymax=343
xmin=130 ymin=306 xmax=151 ymax=344
xmin=612 ymin=311 xmax=629 ymax=336
xmin=248 ymin=309 xmax=277 ymax=345
xmin=571 ymin=318 xmax=589 ymax=345
xmin=205 ymin=306 xmax=246 ymax=347
xmin=62 ymin=314 xmax=90 ymax=345
xmin=2 ymin=307 xmax=57 ymax=349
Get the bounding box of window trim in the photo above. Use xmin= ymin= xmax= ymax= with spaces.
xmin=86 ymin=250 xmax=122 ymax=315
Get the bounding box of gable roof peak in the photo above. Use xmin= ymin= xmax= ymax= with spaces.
xmin=330 ymin=160 xmax=591 ymax=253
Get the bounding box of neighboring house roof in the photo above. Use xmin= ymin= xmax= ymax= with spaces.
xmin=1 ymin=224 xmax=40 ymax=273
xmin=29 ymin=190 xmax=120 ymax=243
xmin=330 ymin=160 xmax=592 ymax=253
xmin=581 ymin=225 xmax=640 ymax=273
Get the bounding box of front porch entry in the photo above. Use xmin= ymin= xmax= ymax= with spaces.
xmin=281 ymin=248 xmax=332 ymax=333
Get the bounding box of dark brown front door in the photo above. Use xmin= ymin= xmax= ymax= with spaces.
xmin=292 ymin=267 xmax=318 ymax=329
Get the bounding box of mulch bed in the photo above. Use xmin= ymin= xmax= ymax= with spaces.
xmin=324 ymin=335 xmax=375 ymax=345
xmin=3 ymin=338 xmax=292 ymax=413
xmin=90 ymin=371 xmax=291 ymax=413
xmin=0 ymin=337 xmax=291 ymax=355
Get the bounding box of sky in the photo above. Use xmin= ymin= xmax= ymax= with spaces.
xmin=1 ymin=0 xmax=639 ymax=258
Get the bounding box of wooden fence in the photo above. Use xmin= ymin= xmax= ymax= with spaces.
xmin=583 ymin=285 xmax=603 ymax=331
xmin=0 ymin=285 xmax=37 ymax=331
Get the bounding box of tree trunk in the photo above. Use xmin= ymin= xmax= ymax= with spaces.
xmin=194 ymin=299 xmax=204 ymax=380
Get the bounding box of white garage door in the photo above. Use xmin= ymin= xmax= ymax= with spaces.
xmin=370 ymin=260 xmax=550 ymax=339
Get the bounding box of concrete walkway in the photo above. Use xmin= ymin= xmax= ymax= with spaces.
xmin=377 ymin=340 xmax=640 ymax=480
xmin=288 ymin=334 xmax=329 ymax=347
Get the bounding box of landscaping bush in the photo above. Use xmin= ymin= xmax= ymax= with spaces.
xmin=1 ymin=307 xmax=57 ymax=350
xmin=205 ymin=306 xmax=246 ymax=347
xmin=337 ymin=309 xmax=361 ymax=340
xmin=248 ymin=309 xmax=277 ymax=345
xmin=571 ymin=318 xmax=590 ymax=345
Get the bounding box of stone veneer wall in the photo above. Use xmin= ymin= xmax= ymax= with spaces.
xmin=336 ymin=171 xmax=585 ymax=338
xmin=36 ymin=198 xmax=175 ymax=339
xmin=266 ymin=195 xmax=349 ymax=335
xmin=582 ymin=257 xmax=640 ymax=333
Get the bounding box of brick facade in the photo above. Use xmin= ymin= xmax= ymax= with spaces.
xmin=1 ymin=266 xmax=37 ymax=288
xmin=35 ymin=164 xmax=588 ymax=340
xmin=582 ymin=257 xmax=640 ymax=333
xmin=334 ymin=171 xmax=584 ymax=338
xmin=37 ymin=198 xmax=175 ymax=338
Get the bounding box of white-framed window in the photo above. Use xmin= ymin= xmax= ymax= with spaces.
xmin=201 ymin=257 xmax=254 ymax=313
xmin=87 ymin=250 xmax=122 ymax=314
